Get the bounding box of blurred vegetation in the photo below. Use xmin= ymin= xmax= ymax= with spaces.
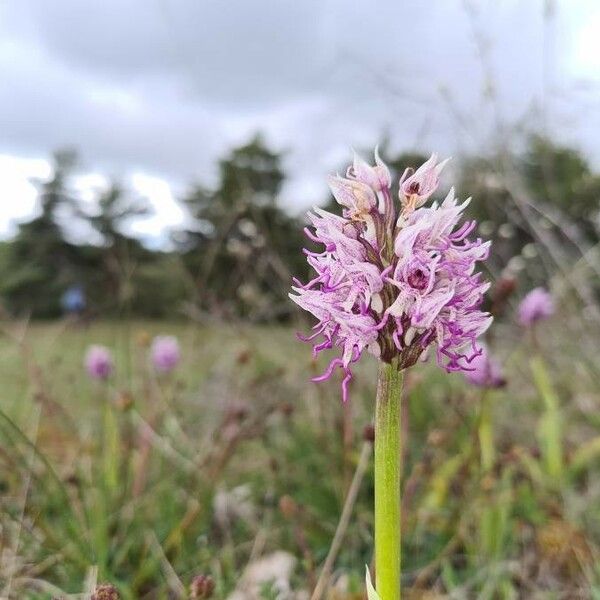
xmin=0 ymin=316 xmax=599 ymax=598
xmin=0 ymin=134 xmax=599 ymax=320
xmin=0 ymin=134 xmax=600 ymax=598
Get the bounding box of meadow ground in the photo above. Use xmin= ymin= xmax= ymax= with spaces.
xmin=0 ymin=318 xmax=599 ymax=599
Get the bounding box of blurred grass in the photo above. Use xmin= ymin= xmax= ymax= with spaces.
xmin=0 ymin=318 xmax=599 ymax=598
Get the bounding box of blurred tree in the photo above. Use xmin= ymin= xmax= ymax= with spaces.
xmin=1 ymin=135 xmax=597 ymax=321
xmin=522 ymin=135 xmax=600 ymax=243
xmin=180 ymin=135 xmax=307 ymax=320
xmin=0 ymin=156 xmax=187 ymax=318
xmin=0 ymin=149 xmax=84 ymax=317
xmin=84 ymin=182 xmax=149 ymax=245
xmin=77 ymin=182 xmax=151 ymax=312
xmin=457 ymin=154 xmax=531 ymax=277
xmin=75 ymin=182 xmax=188 ymax=318
xmin=457 ymin=135 xmax=600 ymax=295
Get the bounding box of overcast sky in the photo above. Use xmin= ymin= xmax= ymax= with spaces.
xmin=0 ymin=0 xmax=599 ymax=245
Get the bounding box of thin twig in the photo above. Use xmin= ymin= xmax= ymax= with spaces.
xmin=131 ymin=410 xmax=197 ymax=474
xmin=311 ymin=441 xmax=372 ymax=600
xmin=147 ymin=531 xmax=187 ymax=598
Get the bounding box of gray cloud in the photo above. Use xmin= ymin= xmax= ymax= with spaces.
xmin=0 ymin=0 xmax=598 ymax=236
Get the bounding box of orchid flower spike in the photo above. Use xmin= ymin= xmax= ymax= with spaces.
xmin=291 ymin=150 xmax=492 ymax=402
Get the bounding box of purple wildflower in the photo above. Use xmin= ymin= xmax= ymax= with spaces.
xmin=518 ymin=287 xmax=554 ymax=327
xmin=151 ymin=335 xmax=181 ymax=373
xmin=291 ymin=151 xmax=492 ymax=401
xmin=464 ymin=344 xmax=505 ymax=389
xmin=85 ymin=345 xmax=114 ymax=381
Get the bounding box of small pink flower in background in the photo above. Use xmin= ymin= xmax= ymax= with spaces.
xmin=85 ymin=345 xmax=114 ymax=381
xmin=291 ymin=150 xmax=492 ymax=402
xmin=399 ymin=153 xmax=450 ymax=210
xmin=151 ymin=335 xmax=181 ymax=373
xmin=464 ymin=344 xmax=505 ymax=389
xmin=518 ymin=287 xmax=554 ymax=327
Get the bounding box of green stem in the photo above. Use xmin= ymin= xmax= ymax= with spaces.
xmin=530 ymin=355 xmax=563 ymax=481
xmin=375 ymin=359 xmax=403 ymax=600
xmin=478 ymin=391 xmax=494 ymax=473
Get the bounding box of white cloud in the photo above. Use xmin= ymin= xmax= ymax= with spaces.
xmin=129 ymin=173 xmax=187 ymax=246
xmin=0 ymin=155 xmax=51 ymax=237
xmin=571 ymin=8 xmax=600 ymax=78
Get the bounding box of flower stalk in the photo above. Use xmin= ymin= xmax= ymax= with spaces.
xmin=375 ymin=359 xmax=403 ymax=600
xmin=478 ymin=391 xmax=494 ymax=473
xmin=290 ymin=150 xmax=493 ymax=599
xmin=530 ymin=355 xmax=563 ymax=481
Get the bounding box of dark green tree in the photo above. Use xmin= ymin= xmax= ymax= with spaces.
xmin=0 ymin=149 xmax=83 ymax=317
xmin=181 ymin=135 xmax=307 ymax=320
xmin=457 ymin=136 xmax=600 ymax=284
xmin=77 ymin=182 xmax=187 ymax=318
xmin=522 ymin=135 xmax=600 ymax=243
xmin=77 ymin=183 xmax=148 ymax=311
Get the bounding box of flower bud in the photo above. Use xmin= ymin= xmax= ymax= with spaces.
xmin=279 ymin=494 xmax=299 ymax=520
xmin=190 ymin=575 xmax=215 ymax=599
xmin=362 ymin=423 xmax=375 ymax=443
xmin=91 ymin=584 xmax=120 ymax=600
xmin=84 ymin=345 xmax=114 ymax=381
xmin=150 ymin=335 xmax=181 ymax=374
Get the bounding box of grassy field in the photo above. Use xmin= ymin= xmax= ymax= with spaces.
xmin=1 ymin=317 xmax=600 ymax=599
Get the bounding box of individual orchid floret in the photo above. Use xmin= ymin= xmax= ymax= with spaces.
xmin=85 ymin=345 xmax=114 ymax=381
xmin=349 ymin=147 xmax=392 ymax=192
xmin=328 ymin=174 xmax=377 ymax=221
xmin=291 ymin=149 xmax=492 ymax=401
xmin=150 ymin=335 xmax=181 ymax=374
xmin=518 ymin=287 xmax=554 ymax=327
xmin=328 ymin=148 xmax=393 ymax=224
xmin=399 ymin=153 xmax=449 ymax=210
xmin=464 ymin=343 xmax=506 ymax=389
